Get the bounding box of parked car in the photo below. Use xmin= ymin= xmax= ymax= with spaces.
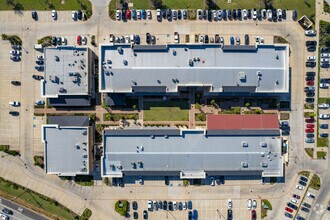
xmin=292 ymin=10 xmax=297 ymax=20
xmin=143 ymin=210 xmax=148 ymax=219
xmin=285 ymin=212 xmax=293 ymax=218
xmin=306 ymin=61 xmax=316 ymax=68
xmin=285 ymin=207 xmax=293 ymax=213
xmin=247 ymin=199 xmax=252 ymax=209
xmin=116 ymin=10 xmax=121 ymax=20
xmin=251 ymin=209 xmax=256 ymax=220
xmin=81 ymin=36 xmax=87 ymax=45
xmin=305 ymin=118 xmax=315 ymax=123
xmin=51 ymin=10 xmax=57 ymax=20
xmin=319 ymin=114 xmax=330 ymax=119
xmin=320 ymin=124 xmax=329 ymax=129
xmin=307 ymin=192 xmax=315 ymax=199
xmin=320 ymin=133 xmax=329 ymax=138
xmin=306 ymin=123 xmax=314 ymax=128
xmin=296 ymin=185 xmax=304 ymax=190
xmin=35 ymin=65 xmax=44 ymax=71
xmin=305 ymin=138 xmax=314 ymax=143
xmin=32 ymin=10 xmax=37 ymax=20
xmin=35 ymin=100 xmax=45 ymax=105
xmin=287 ymin=202 xmax=298 ymax=210
xmin=305 ymin=128 xmax=314 ymax=133
xmin=174 ymin=32 xmax=179 ymax=43
xmin=32 ymin=75 xmax=44 ymax=80
xmin=293 ymin=194 xmax=300 ymax=199
xmin=77 ymin=35 xmax=82 ymax=45
xmin=9 ymin=101 xmax=20 ymax=107
xmin=303 ymin=202 xmax=311 ymax=208
xmin=11 ymin=81 xmax=21 ymax=86
xmin=300 ymin=176 xmax=308 ymax=182
xmin=77 ymin=10 xmax=82 ymax=20
xmin=10 ymin=50 xmax=21 ymax=56
xmin=301 ymin=207 xmax=310 ymax=213
xmin=10 ymin=56 xmax=20 ymax=61
xmin=188 ymin=201 xmax=192 ymax=210
xmin=298 ymin=180 xmax=307 ymax=186
xmin=228 ymin=199 xmax=232 ymax=209
xmin=305 ymin=30 xmax=316 ymax=36
xmin=9 ymin=111 xmax=19 ymax=116
xmin=244 ymin=34 xmax=249 ymax=45
xmin=1 ymin=208 xmax=12 ymax=215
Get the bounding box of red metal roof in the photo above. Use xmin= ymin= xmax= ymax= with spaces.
xmin=207 ymin=114 xmax=279 ymax=130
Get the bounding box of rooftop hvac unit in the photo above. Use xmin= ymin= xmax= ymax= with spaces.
xmin=239 ymin=72 xmax=246 ymax=82
xmin=83 ymin=142 xmax=87 ymax=145
xmin=82 ymin=153 xmax=88 ymax=158
xmin=241 ymin=162 xmax=248 ymax=168
xmin=260 ymin=142 xmax=267 ymax=147
xmin=140 ymin=146 xmax=144 ymax=151
xmin=188 ymin=59 xmax=193 ymax=66
xmin=261 ymin=152 xmax=265 ymax=157
xmin=257 ymin=71 xmax=262 ymax=76
xmin=117 ymin=166 xmax=122 ymax=170
xmin=165 ymin=135 xmax=169 ymax=139
xmin=59 ymin=87 xmax=65 ymax=93
xmin=75 ymin=144 xmax=80 ymax=149
xmin=150 ymin=135 xmax=155 ymax=139
xmin=82 ymin=130 xmax=87 ymax=135
xmin=261 ymin=162 xmax=268 ymax=168
xmin=241 ymin=142 xmax=248 ymax=147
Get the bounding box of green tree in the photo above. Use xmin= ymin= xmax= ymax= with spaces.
xmin=326 ymin=23 xmax=330 ymax=33
xmin=245 ymin=102 xmax=251 ymax=108
xmin=325 ymin=36 xmax=330 ymax=47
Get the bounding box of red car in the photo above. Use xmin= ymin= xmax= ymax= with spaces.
xmin=305 ymin=128 xmax=314 ymax=133
xmin=126 ymin=9 xmax=131 ymax=19
xmin=251 ymin=210 xmax=256 ymax=220
xmin=76 ymin=35 xmax=81 ymax=45
xmin=285 ymin=207 xmax=293 ymax=213
xmin=305 ymin=118 xmax=314 ymax=123
xmin=306 ymin=81 xmax=314 ymax=86
xmin=293 ymin=194 xmax=300 ymax=199
xmin=306 ymin=124 xmax=315 ymax=128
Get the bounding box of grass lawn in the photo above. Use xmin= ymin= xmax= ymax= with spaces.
xmin=305 ymin=148 xmax=314 ymax=158
xmin=163 ymin=0 xmax=204 ymax=9
xmin=131 ymin=0 xmax=150 ymax=9
xmin=0 ymin=178 xmax=77 ymax=219
xmin=216 ymin=0 xmax=261 ymax=9
xmin=0 ymin=0 xmax=92 ymax=11
xmin=319 ymin=97 xmax=330 ymax=103
xmin=317 ymin=151 xmax=327 ymax=159
xmin=319 ymin=20 xmax=330 ymax=47
xmin=317 ymin=137 xmax=329 ymax=147
xmin=309 ymin=173 xmax=321 ymax=190
xmin=143 ymin=101 xmax=189 ymax=121
xmin=298 ymin=170 xmax=310 ymax=177
xmin=272 ymin=0 xmax=315 ymax=18
xmin=261 ymin=199 xmax=272 ymax=218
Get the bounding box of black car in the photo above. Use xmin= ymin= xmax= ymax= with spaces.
xmin=306 ymin=133 xmax=314 ymax=138
xmin=188 ymin=200 xmax=192 ymax=210
xmin=303 ymin=202 xmax=311 ymax=208
xmin=227 ymin=209 xmax=233 ymax=220
xmin=10 ymin=56 xmax=20 ymax=61
xmin=204 ymin=35 xmax=209 ymax=43
xmin=296 ymin=216 xmax=305 ymax=220
xmin=306 ymin=91 xmax=315 ymax=97
xmin=146 ymin=33 xmax=151 ymax=44
xmin=301 ymin=207 xmax=310 ymax=213
xmin=32 ymin=10 xmax=37 ymax=20
xmin=9 ymin=111 xmax=19 ymax=116
xmin=162 ymin=10 xmax=166 ymax=19
xmin=11 ymin=80 xmax=21 ymax=86
xmin=169 ymin=201 xmax=173 ymax=211
xmin=208 ymin=10 xmax=212 ymax=21
xmin=292 ymin=10 xmax=298 ymax=21
xmin=165 ymin=176 xmax=169 ymax=185
xmin=163 ymin=201 xmax=167 ymax=210
xmin=202 ymin=10 xmax=207 ymax=19
xmin=320 ymin=133 xmax=329 ymax=137
xmin=247 ymin=9 xmax=251 ymax=19
xmin=299 ymin=180 xmax=307 ymax=186
xmin=287 ymin=202 xmax=298 ymax=210
xmin=282 ymin=130 xmax=290 ymax=135
xmin=178 ymin=202 xmax=183 ymax=210
xmin=51 ymin=36 xmax=56 ymax=45
xmin=285 ymin=212 xmax=293 ymax=218
xmin=306 ymin=72 xmax=315 ymax=77
xmin=306 ymin=98 xmax=315 ymax=103
xmin=257 ymin=10 xmax=262 ymax=20
xmin=36 ymin=60 xmax=44 ymax=65
xmin=77 ymin=10 xmax=82 ymax=20
xmin=228 ymin=10 xmax=232 ymax=20
xmin=215 ymin=34 xmax=220 ymax=43
xmin=143 ymin=210 xmax=148 ymax=219
xmin=2 ymin=208 xmax=13 ymax=215
xmin=282 ymin=9 xmax=286 ymax=19
xmin=244 ymin=34 xmax=249 ymax=45
xmin=307 ymin=46 xmax=316 ymax=52
xmin=222 ymin=9 xmax=227 ymax=20
xmin=306 ymin=41 xmax=317 ymax=46
xmin=35 ymin=66 xmax=44 ymax=71
xmin=232 ymin=9 xmax=237 ymax=20
xmin=133 ymin=212 xmax=138 ymax=219
xmin=305 ymin=76 xmax=314 ymax=81
xmin=121 ymin=9 xmax=126 ymax=20
xmin=300 ymin=176 xmax=308 ymax=182
xmin=272 ymin=8 xmax=277 ymax=21
xmin=306 ymin=62 xmax=316 ymax=68
xmin=178 ymin=10 xmax=182 ymax=20
xmin=320 ymin=124 xmax=328 ymax=129
xmin=166 ymin=9 xmax=171 ymax=20
xmin=32 ymin=75 xmax=44 ymax=80
xmin=132 ymin=201 xmax=138 ymax=210
xmin=188 ymin=211 xmax=193 ymax=220
xmin=237 ymin=9 xmax=242 ymax=20
xmin=158 ymin=201 xmax=162 ymax=209
xmin=321 ymin=47 xmax=330 ymax=53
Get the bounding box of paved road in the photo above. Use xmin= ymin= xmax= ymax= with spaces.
xmin=0 ymin=196 xmax=48 ymax=220
xmin=0 ymin=0 xmax=329 ymax=219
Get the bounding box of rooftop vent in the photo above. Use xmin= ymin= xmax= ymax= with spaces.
xmin=261 ymin=162 xmax=268 ymax=168
xmin=82 ymin=130 xmax=87 ymax=135
xmin=117 ymin=47 xmax=123 ymax=54
xmin=239 ymin=72 xmax=246 ymax=82
xmin=189 ymin=59 xmax=193 ymax=66
xmin=257 ymin=71 xmax=262 ymax=77
xmin=241 ymin=162 xmax=248 ymax=168
xmin=241 ymin=142 xmax=248 ymax=147
xmin=123 ymin=60 xmax=128 ymax=65
xmin=59 ymin=87 xmax=66 ymax=93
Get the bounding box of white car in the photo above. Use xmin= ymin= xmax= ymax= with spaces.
xmin=71 ymin=11 xmax=77 ymax=20
xmin=51 ymin=10 xmax=57 ymax=20
xmin=147 ymin=10 xmax=152 ymax=19
xmin=290 ymin=198 xmax=298 ymax=204
xmin=61 ymin=37 xmax=67 ymax=45
xmin=252 ymin=9 xmax=257 ymax=20
xmin=130 ymin=34 xmax=135 ymax=43
xmin=81 ymin=36 xmax=87 ymax=45
xmin=228 ymin=199 xmax=232 ymax=209
xmin=220 ymin=37 xmax=224 ymax=44
xmin=252 ymin=200 xmax=257 ymax=209
xmin=199 ymin=35 xmax=204 ymax=43
xmin=242 ymin=9 xmax=247 ymax=19
xmin=267 ymin=9 xmax=272 ymax=20
xmin=35 ymin=100 xmax=45 ymax=105
xmin=173 ymin=201 xmax=177 ymax=210
xmin=197 ymin=9 xmax=202 ymax=20
xmin=321 ymin=58 xmax=329 ymax=63
xmin=138 ymin=176 xmax=143 ymax=185
xmin=137 ymin=10 xmax=141 ymax=19
xmin=125 ymin=36 xmax=130 ymax=43
xmin=116 ymin=10 xmax=121 ymax=20
xmin=319 ymin=114 xmax=330 ymax=119
xmin=321 ymin=53 xmax=330 ymax=58
xmin=318 ymin=103 xmax=330 ymax=109
xmin=307 ymin=56 xmax=316 ymax=61
xmin=277 ymin=9 xmax=282 ymax=19
xmin=320 ymin=83 xmax=329 ymax=88
xmin=9 ymin=101 xmax=20 ymax=106
xmin=305 ymin=30 xmax=316 ymax=36
xmin=296 ymin=185 xmax=304 ymax=190
xmin=147 ymin=200 xmax=152 ymax=210
xmin=10 ymin=50 xmax=21 ymax=55
xmin=37 ymin=55 xmax=44 ymax=60
xmin=174 ymin=32 xmax=179 ymax=43
xmin=307 ymin=192 xmax=315 ymax=199
xmin=182 ymin=201 xmax=187 ymax=210
xmin=156 ymin=9 xmax=161 ymax=20
xmin=212 ymin=10 xmax=217 ymax=20
xmin=210 ymin=177 xmax=215 ymax=186
xmin=247 ymin=199 xmax=252 ymax=210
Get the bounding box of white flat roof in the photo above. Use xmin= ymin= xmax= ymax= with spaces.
xmin=42 ymin=46 xmax=89 ymax=98
xmin=99 ymin=44 xmax=289 ymax=94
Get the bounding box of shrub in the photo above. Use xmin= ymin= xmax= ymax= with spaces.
xmin=81 ymin=208 xmax=92 ymax=220
xmin=115 ymin=200 xmax=128 ymax=216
